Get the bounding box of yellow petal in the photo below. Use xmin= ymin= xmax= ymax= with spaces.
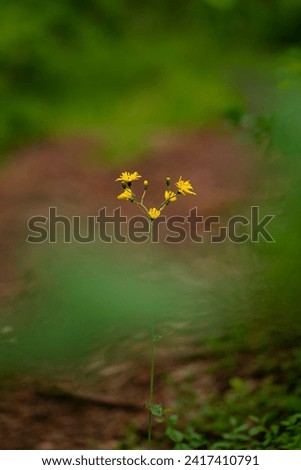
xmin=148 ymin=208 xmax=161 ymax=219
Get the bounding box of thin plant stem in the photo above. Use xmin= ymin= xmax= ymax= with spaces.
xmin=136 ymin=201 xmax=149 ymax=217
xmin=147 ymin=220 xmax=155 ymax=450
xmin=141 ymin=189 xmax=146 ymax=205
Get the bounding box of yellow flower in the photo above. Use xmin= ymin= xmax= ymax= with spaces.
xmin=164 ymin=190 xmax=177 ymax=202
xmin=148 ymin=208 xmax=161 ymax=220
xmin=175 ymin=176 xmax=196 ymax=196
xmin=117 ymin=188 xmax=134 ymax=200
xmin=116 ymin=171 xmax=141 ymax=183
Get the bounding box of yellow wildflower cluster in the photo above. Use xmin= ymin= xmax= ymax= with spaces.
xmin=115 ymin=171 xmax=196 ymax=221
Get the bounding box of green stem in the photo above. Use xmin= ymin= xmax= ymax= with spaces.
xmin=148 ymin=317 xmax=155 ymax=449
xmin=135 ymin=201 xmax=149 ymax=217
xmin=147 ymin=221 xmax=155 ymax=450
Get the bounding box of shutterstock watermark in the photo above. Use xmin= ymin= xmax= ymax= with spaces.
xmin=26 ymin=206 xmax=275 ymax=244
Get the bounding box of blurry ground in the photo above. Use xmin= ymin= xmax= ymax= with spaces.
xmin=0 ymin=128 xmax=257 ymax=300
xmin=0 ymin=129 xmax=260 ymax=449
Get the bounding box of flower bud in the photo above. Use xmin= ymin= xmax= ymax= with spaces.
xmin=121 ymin=180 xmax=127 ymax=189
xmin=144 ymin=180 xmax=149 ymax=190
xmin=166 ymin=177 xmax=171 ymax=187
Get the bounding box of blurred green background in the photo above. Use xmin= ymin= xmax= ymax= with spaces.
xmin=0 ymin=0 xmax=300 ymax=159
xmin=1 ymin=0 xmax=301 ymax=450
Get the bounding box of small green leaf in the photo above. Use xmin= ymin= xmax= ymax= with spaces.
xmin=153 ymin=335 xmax=162 ymax=343
xmin=147 ymin=403 xmax=163 ymax=416
xmin=249 ymin=415 xmax=260 ymax=423
xmin=229 ymin=416 xmax=238 ymax=427
xmin=249 ymin=426 xmax=265 ymax=436
xmin=282 ymin=414 xmax=301 ymax=426
xmin=271 ymin=424 xmax=279 ymax=435
xmin=166 ymin=427 xmax=185 ymax=443
xmin=168 ymin=414 xmax=178 ymax=425
xmin=235 ymin=423 xmax=249 ymax=433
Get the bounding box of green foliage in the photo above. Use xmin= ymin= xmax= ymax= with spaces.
xmin=166 ymin=416 xmax=206 ymax=449
xmin=164 ymin=373 xmax=301 ymax=450
xmin=165 ymin=413 xmax=301 ymax=450
xmin=1 ymin=0 xmax=301 ymax=161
